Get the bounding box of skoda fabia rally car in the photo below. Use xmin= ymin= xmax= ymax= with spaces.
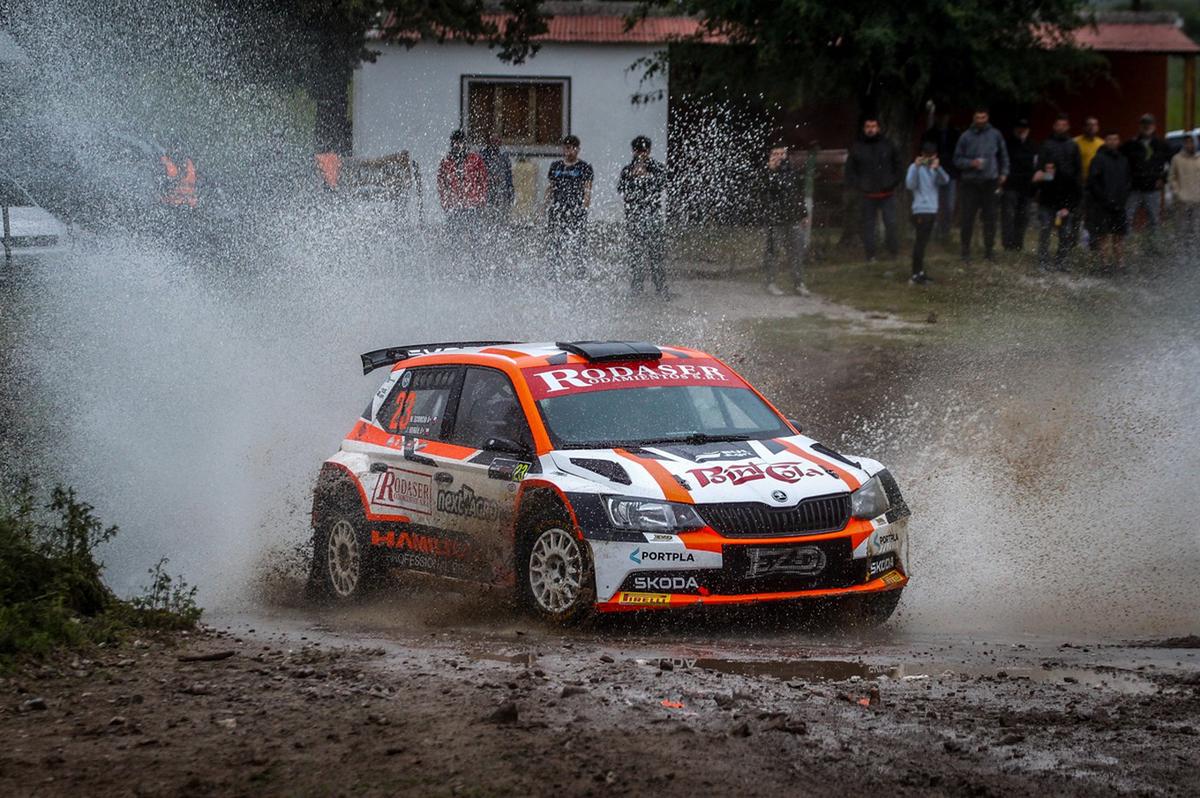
xmin=309 ymin=341 xmax=910 ymax=624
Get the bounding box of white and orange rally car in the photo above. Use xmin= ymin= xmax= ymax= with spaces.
xmin=309 ymin=341 xmax=910 ymax=624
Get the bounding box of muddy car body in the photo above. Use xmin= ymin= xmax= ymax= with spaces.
xmin=310 ymin=341 xmax=910 ymax=624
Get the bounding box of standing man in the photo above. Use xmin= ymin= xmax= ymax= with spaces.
xmin=1087 ymin=131 xmax=1132 ymax=272
xmin=845 ymin=117 xmax=902 ymax=263
xmin=1074 ymin=116 xmax=1103 ymax=249
xmin=544 ymin=134 xmax=593 ymax=280
xmin=1033 ymin=113 xmax=1083 ymax=272
xmin=617 ymin=135 xmax=669 ymax=297
xmin=480 ymin=135 xmax=514 ymax=221
xmin=1168 ymin=133 xmax=1200 ymax=243
xmin=905 ymin=140 xmax=950 ymax=284
xmin=953 ymin=107 xmax=1009 ymax=263
xmin=1120 ymin=113 xmax=1170 ymax=251
xmin=436 ymin=130 xmax=487 ymax=249
xmin=1001 ymin=119 xmax=1038 ymax=251
xmin=922 ymin=112 xmax=961 ymax=241
xmin=758 ymin=143 xmax=808 ymax=296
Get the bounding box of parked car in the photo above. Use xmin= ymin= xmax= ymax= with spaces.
xmin=308 ymin=340 xmax=911 ymax=626
xmin=0 ymin=169 xmax=71 ymax=262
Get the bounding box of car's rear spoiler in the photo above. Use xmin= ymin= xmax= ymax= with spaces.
xmin=360 ymin=341 xmax=518 ymax=375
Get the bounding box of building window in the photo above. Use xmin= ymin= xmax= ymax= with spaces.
xmin=461 ymin=76 xmax=569 ymax=152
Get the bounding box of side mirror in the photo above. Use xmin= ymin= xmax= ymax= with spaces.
xmin=484 ymin=436 xmax=532 ymax=457
xmin=787 ymin=418 xmax=803 ymax=434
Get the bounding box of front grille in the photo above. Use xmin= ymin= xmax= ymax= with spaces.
xmin=696 ymin=493 xmax=851 ymax=537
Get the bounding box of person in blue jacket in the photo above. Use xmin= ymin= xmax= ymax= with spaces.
xmin=906 ymin=140 xmax=951 ymax=284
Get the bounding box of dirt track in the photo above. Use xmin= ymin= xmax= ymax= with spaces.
xmin=2 ymin=590 xmax=1198 ymax=797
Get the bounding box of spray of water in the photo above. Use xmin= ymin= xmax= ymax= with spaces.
xmin=3 ymin=1 xmax=1197 ymax=638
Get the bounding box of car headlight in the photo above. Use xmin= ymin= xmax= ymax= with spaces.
xmin=851 ymin=475 xmax=891 ymax=520
xmin=605 ymin=496 xmax=705 ymax=532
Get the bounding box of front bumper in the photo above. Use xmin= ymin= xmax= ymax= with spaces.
xmin=588 ymin=516 xmax=909 ymax=612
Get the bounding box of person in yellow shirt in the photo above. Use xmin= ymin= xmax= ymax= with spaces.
xmin=1075 ymin=116 xmax=1103 ymax=249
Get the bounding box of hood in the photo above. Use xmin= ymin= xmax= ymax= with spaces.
xmin=550 ymin=436 xmax=874 ymax=507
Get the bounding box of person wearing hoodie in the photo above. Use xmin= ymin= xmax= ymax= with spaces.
xmin=1033 ymin=113 xmax=1083 ymax=272
xmin=1168 ymin=133 xmax=1200 ymax=243
xmin=1120 ymin=113 xmax=1170 ymax=250
xmin=905 ymin=140 xmax=950 ymax=284
xmin=845 ymin=117 xmax=903 ymax=262
xmin=1001 ymin=119 xmax=1038 ymax=251
xmin=1087 ymin=131 xmax=1132 ymax=272
xmin=953 ymin=107 xmax=1010 ymax=262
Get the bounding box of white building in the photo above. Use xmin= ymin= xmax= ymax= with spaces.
xmin=352 ymin=6 xmax=700 ymax=221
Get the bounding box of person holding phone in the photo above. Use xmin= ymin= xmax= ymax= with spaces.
xmin=905 ymin=141 xmax=950 ymax=284
xmin=761 ymin=143 xmax=808 ymax=296
xmin=1034 ymin=113 xmax=1083 ymax=272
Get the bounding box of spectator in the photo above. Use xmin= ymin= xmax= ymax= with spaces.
xmin=617 ymin=135 xmax=670 ymax=297
xmin=1033 ymin=113 xmax=1083 ymax=272
xmin=1001 ymin=119 xmax=1038 ymax=251
xmin=1087 ymin=131 xmax=1132 ymax=272
xmin=544 ymin=134 xmax=594 ymax=280
xmin=922 ymin=111 xmax=961 ymax=241
xmin=953 ymin=107 xmax=1009 ymax=263
xmin=1075 ymin=116 xmax=1103 ymax=250
xmin=436 ymin=130 xmax=487 ymax=242
xmin=757 ymin=144 xmax=809 ymax=296
xmin=1168 ymin=133 xmax=1200 ymax=243
xmin=905 ymin=140 xmax=950 ymax=285
xmin=480 ymin=135 xmax=514 ymax=219
xmin=845 ymin=117 xmax=902 ymax=262
xmin=1120 ymin=113 xmax=1170 ymax=251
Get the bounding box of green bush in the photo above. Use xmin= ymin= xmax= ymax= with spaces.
xmin=0 ymin=477 xmax=202 ymax=668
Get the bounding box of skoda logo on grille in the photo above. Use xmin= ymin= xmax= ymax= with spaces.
xmin=771 ymin=490 xmax=788 ymax=503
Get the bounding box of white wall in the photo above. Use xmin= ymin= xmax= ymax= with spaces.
xmin=353 ymin=41 xmax=668 ymax=221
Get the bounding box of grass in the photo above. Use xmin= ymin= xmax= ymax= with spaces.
xmin=0 ymin=477 xmax=202 ymax=672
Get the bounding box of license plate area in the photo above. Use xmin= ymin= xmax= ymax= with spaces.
xmin=745 ymin=545 xmax=827 ymax=578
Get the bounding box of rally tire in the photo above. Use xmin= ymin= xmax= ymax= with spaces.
xmin=852 ymin=588 xmax=903 ymax=628
xmin=307 ymin=485 xmax=382 ymax=604
xmin=517 ymin=511 xmax=595 ymax=626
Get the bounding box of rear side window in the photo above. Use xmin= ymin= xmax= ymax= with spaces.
xmin=376 ymin=367 xmax=458 ymax=440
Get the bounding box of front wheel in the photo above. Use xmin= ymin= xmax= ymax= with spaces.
xmin=852 ymin=588 xmax=903 ymax=628
xmin=519 ymin=515 xmax=595 ymax=625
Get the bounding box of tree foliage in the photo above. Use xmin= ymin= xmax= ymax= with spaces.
xmin=654 ymin=0 xmax=1102 ymax=123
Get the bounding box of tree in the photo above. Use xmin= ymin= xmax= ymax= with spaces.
xmin=650 ymin=0 xmax=1102 ymax=142
xmin=263 ymin=1 xmax=551 ymax=151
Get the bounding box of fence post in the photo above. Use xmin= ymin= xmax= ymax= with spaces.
xmin=2 ymin=204 xmax=12 ymax=268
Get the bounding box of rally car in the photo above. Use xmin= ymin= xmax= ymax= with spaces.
xmin=308 ymin=341 xmax=910 ymax=624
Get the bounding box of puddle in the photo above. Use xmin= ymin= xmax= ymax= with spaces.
xmin=651 ymin=656 xmax=1157 ymax=695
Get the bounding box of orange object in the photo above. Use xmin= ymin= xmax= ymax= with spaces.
xmin=160 ymin=155 xmax=198 ymax=208
xmin=315 ymin=152 xmax=343 ymax=190
xmin=660 ymin=700 xmax=685 ymax=709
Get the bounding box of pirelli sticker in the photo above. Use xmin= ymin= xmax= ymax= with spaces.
xmin=617 ymin=591 xmax=672 ymax=606
xmin=881 ymin=570 xmax=905 ymax=586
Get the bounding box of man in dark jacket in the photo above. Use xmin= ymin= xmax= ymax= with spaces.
xmin=953 ymin=107 xmax=1009 ymax=262
xmin=922 ymin=112 xmax=961 ymax=241
xmin=845 ymin=117 xmax=902 ymax=262
xmin=1033 ymin=113 xmax=1083 ymax=272
xmin=1120 ymin=113 xmax=1170 ymax=250
xmin=617 ymin=135 xmax=670 ymax=297
xmin=1088 ymin=131 xmax=1132 ymax=271
xmin=759 ymin=143 xmax=808 ymax=296
xmin=1001 ymin=119 xmax=1038 ymax=251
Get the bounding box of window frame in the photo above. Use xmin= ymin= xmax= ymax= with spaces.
xmin=448 ymin=366 xmax=535 ymax=452
xmin=375 ymin=365 xmax=465 ymax=442
xmin=459 ymin=74 xmax=572 ymax=157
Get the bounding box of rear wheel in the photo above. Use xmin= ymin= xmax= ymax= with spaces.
xmin=519 ymin=512 xmax=595 ymax=625
xmin=308 ymin=486 xmax=380 ymax=603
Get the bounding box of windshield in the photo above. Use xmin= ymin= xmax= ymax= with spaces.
xmin=537 ymin=385 xmax=791 ymax=449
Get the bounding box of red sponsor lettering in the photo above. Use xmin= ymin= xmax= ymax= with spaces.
xmin=370 ymin=468 xmax=433 ymax=515
xmin=369 ymin=528 xmax=470 ymax=559
xmin=687 ymin=461 xmax=825 ymax=488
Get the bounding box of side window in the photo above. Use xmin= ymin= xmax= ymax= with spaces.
xmin=376 ymin=367 xmax=458 ymax=440
xmin=451 ymin=368 xmax=531 ymax=450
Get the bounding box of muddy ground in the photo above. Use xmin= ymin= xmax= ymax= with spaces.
xmin=2 ymin=592 xmax=1198 ymax=797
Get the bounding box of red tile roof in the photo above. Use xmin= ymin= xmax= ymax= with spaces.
xmin=481 ymin=14 xmax=714 ymax=44
xmin=1074 ymin=22 xmax=1199 ymax=54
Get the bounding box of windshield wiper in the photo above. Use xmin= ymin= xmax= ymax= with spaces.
xmin=635 ymin=433 xmax=754 ymax=446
